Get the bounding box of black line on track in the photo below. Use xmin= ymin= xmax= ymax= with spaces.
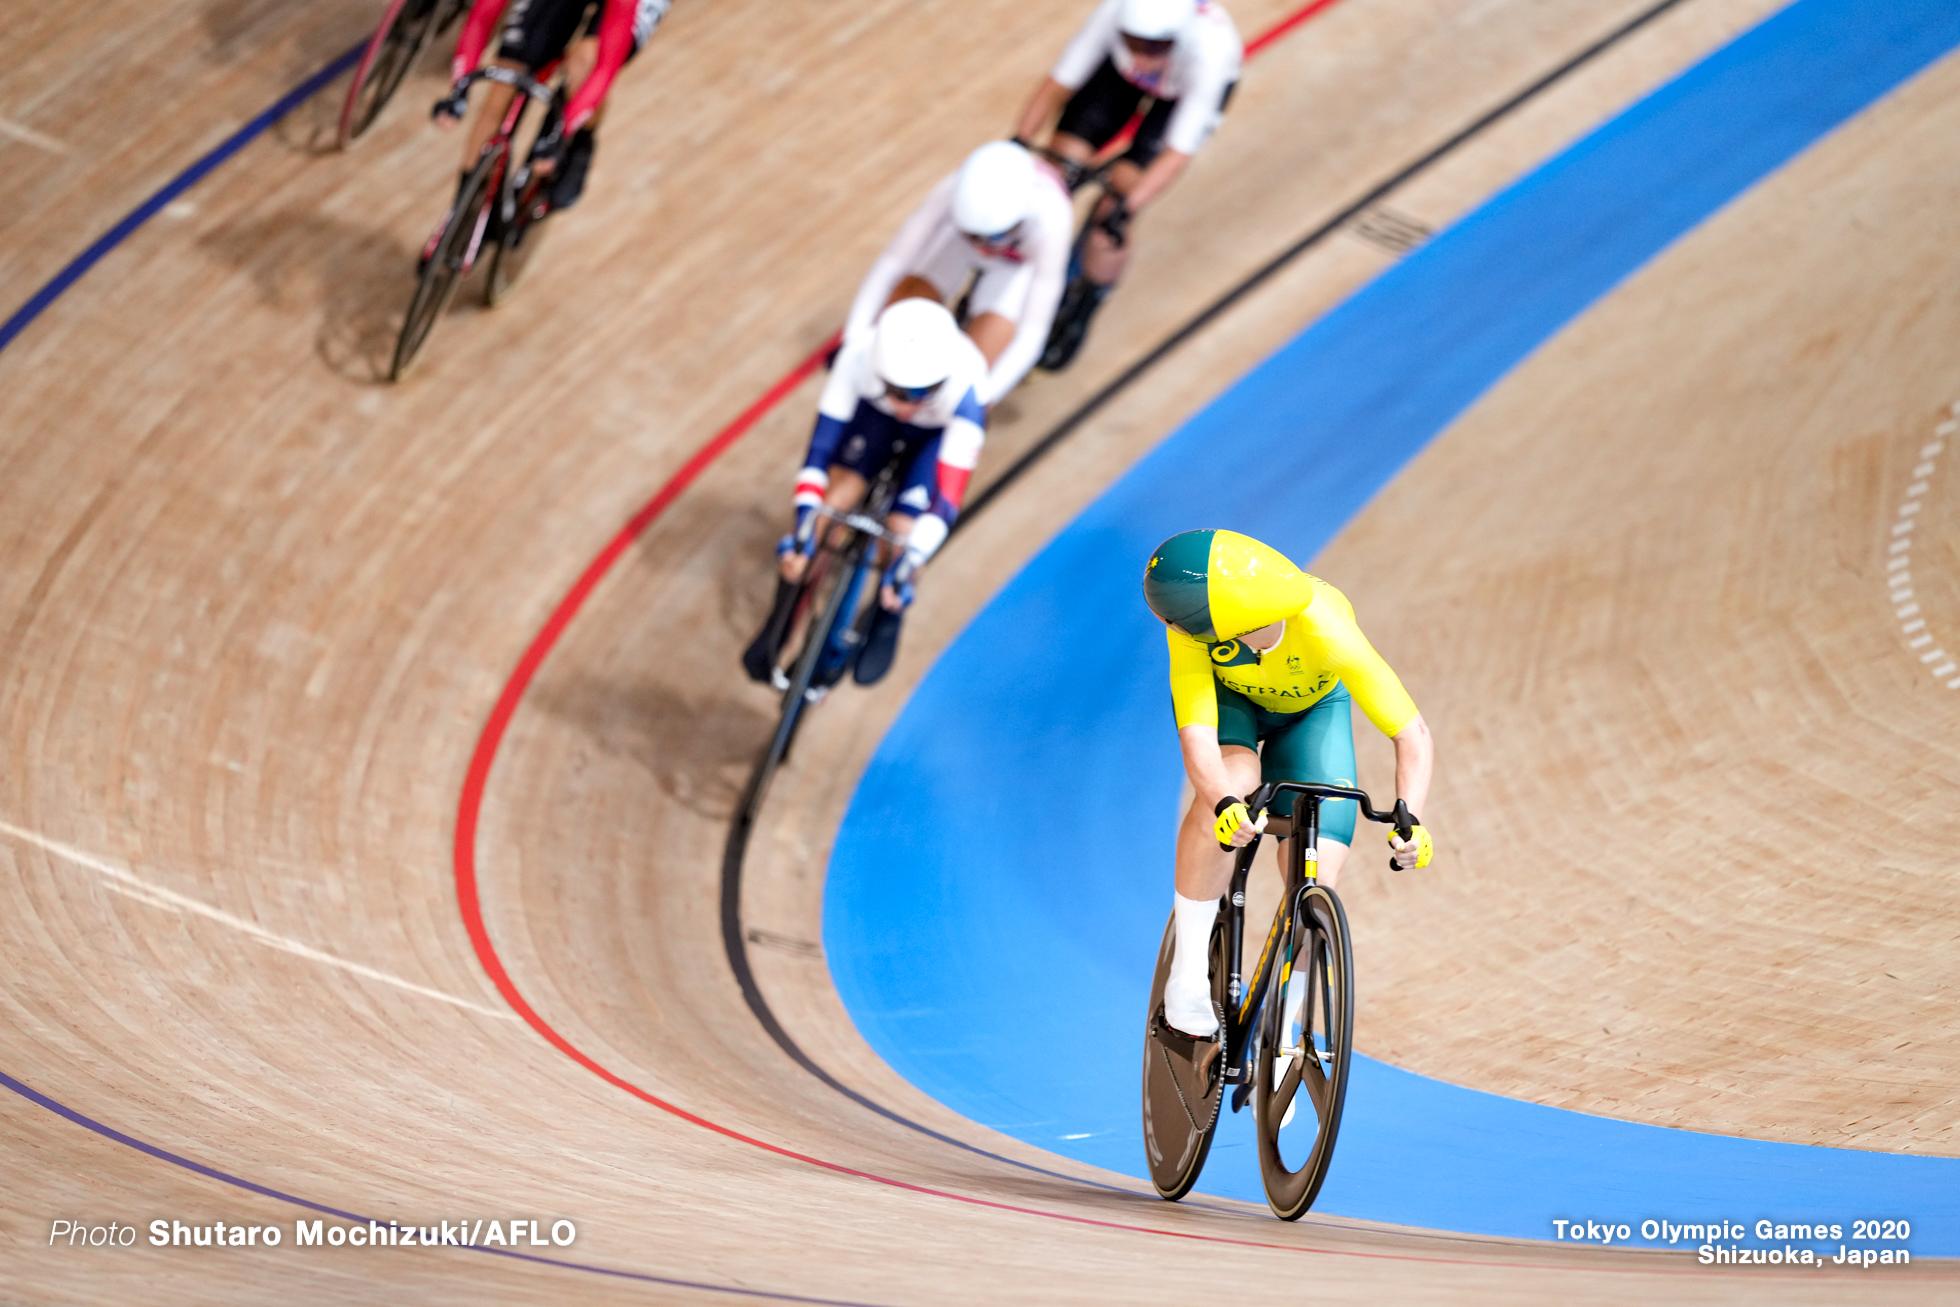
xmin=721 ymin=0 xmax=1697 ymax=1197
xmin=960 ymin=0 xmax=1692 ymax=525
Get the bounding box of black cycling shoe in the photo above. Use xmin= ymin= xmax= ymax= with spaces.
xmin=548 ymin=128 xmax=596 ymax=211
xmin=1038 ymin=277 xmax=1109 ymax=371
xmin=852 ymin=605 xmax=904 ymax=686
xmin=743 ymin=577 xmax=801 ymax=683
xmin=741 ymin=628 xmax=779 ymax=684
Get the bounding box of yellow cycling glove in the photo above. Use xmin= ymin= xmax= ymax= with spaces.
xmin=1213 ymin=797 xmax=1255 ymax=851
xmin=1389 ymin=823 xmax=1433 ymax=869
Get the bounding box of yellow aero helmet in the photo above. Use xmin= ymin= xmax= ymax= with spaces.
xmin=1141 ymin=529 xmax=1314 ymax=642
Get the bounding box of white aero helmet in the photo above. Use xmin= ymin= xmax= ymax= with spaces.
xmin=872 ymin=297 xmax=962 ymax=399
xmin=1118 ymin=0 xmax=1196 ymax=41
xmin=952 ymin=140 xmax=1037 ymax=240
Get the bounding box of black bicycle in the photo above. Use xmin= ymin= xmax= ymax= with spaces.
xmin=338 ymin=0 xmax=469 ymax=149
xmin=1142 ymin=781 xmax=1412 ymax=1219
xmin=1033 ymin=147 xmax=1121 ymax=372
xmin=392 ymin=65 xmax=564 ymax=380
xmin=743 ymin=437 xmax=914 ymax=801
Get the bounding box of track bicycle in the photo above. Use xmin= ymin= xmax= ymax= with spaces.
xmin=337 ymin=0 xmax=469 ymax=149
xmin=1142 ymin=780 xmax=1413 ymax=1219
xmin=744 ymin=436 xmax=916 ymax=797
xmin=1032 ymin=146 xmax=1122 ymax=372
xmin=392 ymin=65 xmax=565 ymax=380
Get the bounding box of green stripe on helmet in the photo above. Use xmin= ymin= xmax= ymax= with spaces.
xmin=1142 ymin=529 xmax=1218 ymax=640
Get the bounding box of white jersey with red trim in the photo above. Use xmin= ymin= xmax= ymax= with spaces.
xmin=1051 ymin=0 xmax=1244 ymax=156
xmin=843 ymin=163 xmax=1075 ymax=407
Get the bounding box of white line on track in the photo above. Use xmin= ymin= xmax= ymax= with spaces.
xmin=0 ymin=115 xmax=69 ymax=153
xmin=0 ymin=818 xmax=514 ymax=1019
xmin=1886 ymin=403 xmax=1958 ymax=689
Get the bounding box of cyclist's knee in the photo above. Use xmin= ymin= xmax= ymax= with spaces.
xmin=1315 ymin=838 xmax=1350 ymax=888
xmin=1218 ymin=747 xmax=1261 ymax=793
xmin=1049 ymin=132 xmax=1094 ymax=163
xmin=887 ymin=275 xmax=943 ymax=308
xmin=964 ymin=312 xmax=1015 ymax=366
xmin=823 ymin=467 xmax=866 ymax=507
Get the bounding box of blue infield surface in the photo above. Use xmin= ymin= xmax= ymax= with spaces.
xmin=825 ymin=0 xmax=1960 ymax=1253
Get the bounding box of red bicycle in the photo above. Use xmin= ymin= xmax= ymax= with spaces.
xmin=391 ymin=65 xmax=564 ymax=379
xmin=337 ymin=0 xmax=469 ymax=150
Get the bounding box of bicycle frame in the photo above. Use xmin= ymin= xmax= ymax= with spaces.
xmin=747 ymin=436 xmax=915 ymax=806
xmin=450 ymin=64 xmax=560 ymax=272
xmin=1214 ymin=782 xmax=1408 ymax=1089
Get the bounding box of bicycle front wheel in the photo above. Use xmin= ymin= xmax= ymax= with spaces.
xmin=754 ymin=533 xmax=870 ymax=788
xmin=1253 ymin=882 xmax=1353 ymax=1220
xmin=486 ymin=187 xmax=549 ymax=307
xmin=392 ymin=155 xmax=495 ymax=380
xmin=1140 ymin=909 xmax=1227 ymax=1200
xmin=338 ymin=0 xmax=444 ymax=149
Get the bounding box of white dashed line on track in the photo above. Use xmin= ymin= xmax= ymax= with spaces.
xmin=0 ymin=114 xmax=69 ymax=153
xmin=1887 ymin=403 xmax=1958 ymax=689
xmin=0 ymin=818 xmax=515 ymax=1018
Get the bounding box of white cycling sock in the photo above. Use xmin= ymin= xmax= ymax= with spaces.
xmin=1165 ymin=892 xmax=1220 ymax=1035
xmin=1168 ymin=892 xmax=1217 ymax=994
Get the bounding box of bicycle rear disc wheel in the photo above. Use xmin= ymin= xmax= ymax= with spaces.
xmin=1140 ymin=910 xmax=1227 ymax=1200
xmin=1253 ymin=883 xmax=1353 ymax=1220
xmin=391 ymin=156 xmax=494 ymax=380
xmin=338 ymin=0 xmax=442 ymax=149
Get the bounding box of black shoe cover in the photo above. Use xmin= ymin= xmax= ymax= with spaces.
xmin=852 ymin=605 xmax=904 ymax=685
xmin=741 ymin=628 xmax=778 ymax=684
xmin=1039 ymin=277 xmax=1108 ymax=371
xmin=549 ymin=129 xmax=595 ymax=210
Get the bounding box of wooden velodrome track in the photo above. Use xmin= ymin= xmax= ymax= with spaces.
xmin=2 ymin=0 xmax=1956 ymax=1302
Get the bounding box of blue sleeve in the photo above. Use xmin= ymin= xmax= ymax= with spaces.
xmin=802 ymin=411 xmax=851 ymax=472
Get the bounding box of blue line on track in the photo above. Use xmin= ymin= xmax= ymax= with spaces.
xmin=825 ymin=0 xmax=1960 ymax=1252
xmin=3 ymin=1063 xmax=884 ymax=1302
xmin=0 ymin=42 xmax=363 ymax=357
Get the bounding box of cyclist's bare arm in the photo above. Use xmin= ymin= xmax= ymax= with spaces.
xmin=1387 ymin=714 xmax=1434 ymax=868
xmin=1175 ymin=723 xmax=1262 ymax=900
xmin=845 ymin=180 xmax=956 ymax=344
xmin=1015 ymin=77 xmax=1075 ymax=146
xmin=1120 ymin=146 xmax=1190 ymax=211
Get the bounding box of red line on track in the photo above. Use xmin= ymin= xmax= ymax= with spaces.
xmin=442 ymin=0 xmax=1720 ymax=1276
xmin=1246 ymin=0 xmax=1346 ymax=56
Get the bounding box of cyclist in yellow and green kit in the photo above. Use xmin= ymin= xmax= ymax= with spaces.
xmin=1141 ymin=528 xmax=1436 ymax=1038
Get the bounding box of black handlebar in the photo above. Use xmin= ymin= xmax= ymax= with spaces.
xmin=459 ymin=65 xmax=556 ymax=102
xmin=1022 ymin=142 xmax=1112 ymax=195
xmin=1243 ymin=781 xmax=1417 ymax=871
xmin=435 ymin=65 xmax=558 ymax=120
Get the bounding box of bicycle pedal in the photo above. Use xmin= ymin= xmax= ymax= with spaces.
xmin=1230 ymin=1080 xmax=1251 ymax=1113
